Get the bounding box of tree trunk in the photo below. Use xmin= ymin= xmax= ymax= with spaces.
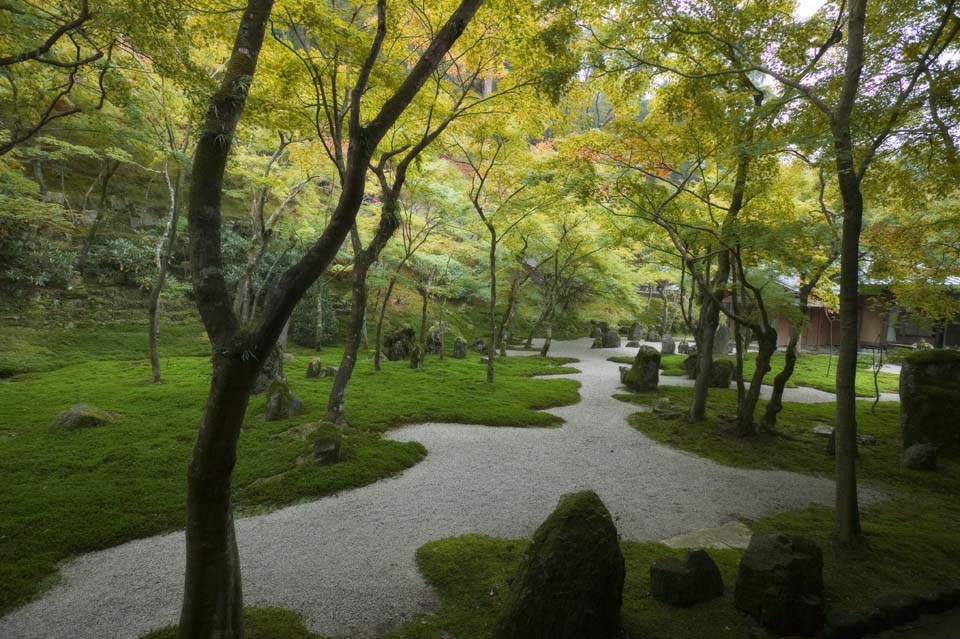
xmin=486 ymin=227 xmax=497 ymax=383
xmin=76 ymin=159 xmax=119 ymax=274
xmin=498 ymin=272 xmax=523 ymax=356
xmin=149 ymin=165 xmax=183 ymax=383
xmin=326 ymin=259 xmax=370 ymax=423
xmin=525 ymin=305 xmax=548 ymax=348
xmin=315 ymin=280 xmax=324 ymax=350
xmin=735 ymin=327 xmax=776 ymax=437
xmin=179 ymin=356 xmax=258 ymax=639
xmin=762 ymin=331 xmax=799 ymax=431
xmin=374 ymin=270 xmax=400 ymax=372
xmin=690 ymin=297 xmax=720 ymax=421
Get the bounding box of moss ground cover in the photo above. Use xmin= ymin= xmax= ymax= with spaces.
xmin=609 ymin=351 xmax=900 ymax=395
xmin=0 ymin=325 xmax=579 ymax=615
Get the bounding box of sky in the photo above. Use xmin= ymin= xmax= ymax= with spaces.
xmin=794 ymin=0 xmax=827 ymax=18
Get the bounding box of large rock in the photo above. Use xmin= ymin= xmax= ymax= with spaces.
xmin=661 ymin=334 xmax=676 ymax=355
xmin=710 ymin=359 xmax=734 ymax=388
xmin=49 ymin=404 xmax=112 ymax=431
xmin=647 ymin=328 xmax=661 ymax=342
xmin=306 ymin=357 xmax=323 ymax=379
xmin=591 ymin=337 xmax=603 ymax=349
xmin=385 ymin=327 xmax=416 ymax=362
xmin=602 ymin=328 xmax=621 ymax=348
xmin=650 ymin=549 xmax=725 ymax=607
xmin=714 ymin=323 xmax=731 ymax=355
xmin=453 ymin=337 xmax=467 ymax=359
xmin=901 ymin=443 xmax=937 ymax=471
xmin=629 ymin=322 xmax=643 ymax=341
xmin=899 ymin=349 xmax=960 ymax=451
xmin=621 ymin=345 xmax=660 ymax=392
xmin=678 ymin=340 xmax=690 ymax=355
xmin=264 ymin=381 xmax=303 ymax=421
xmin=590 ymin=324 xmax=604 ymax=339
xmin=684 ymin=353 xmax=698 ymax=379
xmin=735 ymin=532 xmax=825 ymax=636
xmin=492 ymin=491 xmax=625 ymax=639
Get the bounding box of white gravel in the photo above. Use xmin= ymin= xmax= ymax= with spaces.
xmin=0 ymin=338 xmax=883 ymax=639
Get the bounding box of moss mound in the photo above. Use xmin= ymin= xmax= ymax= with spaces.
xmin=492 ymin=490 xmax=625 ymax=639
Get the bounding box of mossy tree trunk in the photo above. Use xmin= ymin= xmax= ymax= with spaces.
xmin=149 ymin=162 xmax=183 ymax=383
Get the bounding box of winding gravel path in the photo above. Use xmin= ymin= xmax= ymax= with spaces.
xmin=0 ymin=338 xmax=884 ymax=639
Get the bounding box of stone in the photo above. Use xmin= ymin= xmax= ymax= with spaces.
xmin=684 ymin=353 xmax=698 ymax=379
xmin=714 ymin=323 xmax=731 ymax=355
xmin=313 ymin=437 xmax=341 ymax=466
xmin=899 ymin=349 xmax=960 ymax=451
xmin=622 ymin=345 xmax=660 ymax=392
xmin=650 ymin=549 xmax=725 ymax=607
xmin=425 ymin=321 xmax=445 ymax=354
xmin=453 ymin=337 xmax=468 ymax=359
xmin=661 ymin=334 xmax=676 ymax=355
xmin=491 ymin=491 xmax=625 ymax=639
xmin=647 ymin=328 xmax=661 ymax=342
xmin=901 ymin=443 xmax=937 ymax=471
xmin=872 ymin=592 xmax=922 ymax=627
xmin=625 ymin=341 xmax=640 ymax=347
xmin=710 ymin=359 xmax=734 ymax=388
xmin=306 ymin=357 xmax=323 ymax=379
xmin=385 ymin=327 xmax=416 ymax=361
xmin=472 ymin=337 xmax=487 ymax=354
xmin=319 ymin=366 xmax=338 ymax=378
xmin=49 ymin=404 xmax=112 ymax=431
xmin=591 ymin=337 xmax=603 ymax=349
xmin=590 ymin=324 xmax=604 ymax=339
xmin=602 ymin=328 xmax=621 ymax=348
xmin=409 ymin=345 xmax=423 ymax=369
xmin=678 ymin=340 xmax=690 ymax=355
xmin=812 ymin=424 xmax=834 ymax=437
xmin=264 ymin=381 xmax=303 ymax=421
xmin=734 ymin=532 xmax=825 ymax=636
xmin=629 ymin=322 xmax=643 ymax=341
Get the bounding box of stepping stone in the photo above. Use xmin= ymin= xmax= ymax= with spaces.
xmin=661 ymin=520 xmax=753 ymax=550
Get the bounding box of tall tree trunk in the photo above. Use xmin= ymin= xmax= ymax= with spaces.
xmin=486 ymin=227 xmax=497 ymax=383
xmin=498 ymin=271 xmax=523 ymax=356
xmin=149 ymin=164 xmax=183 ymax=383
xmin=180 ymin=356 xmax=258 ymax=639
xmin=831 ymin=0 xmax=867 ymax=548
xmin=525 ymin=305 xmax=548 ymax=348
xmin=315 ymin=280 xmax=324 ymax=350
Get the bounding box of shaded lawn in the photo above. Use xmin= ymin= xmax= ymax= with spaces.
xmin=609 ymin=351 xmax=900 ymax=396
xmin=0 ymin=343 xmax=579 ymax=615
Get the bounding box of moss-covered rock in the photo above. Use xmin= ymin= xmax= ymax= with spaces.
xmin=650 ymin=549 xmax=724 ymax=607
xmin=492 ymin=491 xmax=625 ymax=639
xmin=622 ymin=346 xmax=660 ymax=392
xmin=735 ymin=532 xmax=824 ymax=636
xmin=710 ymin=359 xmax=734 ymax=388
xmin=899 ymin=349 xmax=960 ymax=451
xmin=49 ymin=403 xmax=113 ymax=431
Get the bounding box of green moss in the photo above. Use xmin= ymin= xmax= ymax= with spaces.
xmin=0 ymin=341 xmax=580 ymax=614
xmin=901 ymin=348 xmax=960 ymax=366
xmin=142 ymin=607 xmax=330 ymax=639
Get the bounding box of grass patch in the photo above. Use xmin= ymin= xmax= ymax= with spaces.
xmin=0 ymin=336 xmax=579 ymax=614
xmin=619 ymin=385 xmax=960 ymax=615
xmin=608 ymin=351 xmax=899 ymax=396
xmin=143 ymin=607 xmax=330 ymax=639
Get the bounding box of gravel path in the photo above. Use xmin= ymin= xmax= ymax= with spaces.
xmin=0 ymin=338 xmax=882 ymax=639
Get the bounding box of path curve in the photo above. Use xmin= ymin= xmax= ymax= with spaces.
xmin=0 ymin=338 xmax=880 ymax=639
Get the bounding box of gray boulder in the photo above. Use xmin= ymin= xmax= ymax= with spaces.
xmin=49 ymin=404 xmax=112 ymax=431
xmin=625 ymin=341 xmax=640 ymax=347
xmin=650 ymin=549 xmax=724 ymax=607
xmin=714 ymin=323 xmax=731 ymax=355
xmin=621 ymin=345 xmax=660 ymax=392
xmin=319 ymin=366 xmax=338 ymax=378
xmin=472 ymin=337 xmax=487 ymax=354
xmin=678 ymin=340 xmax=690 ymax=355
xmin=492 ymin=491 xmax=625 ymax=639
xmin=661 ymin=334 xmax=676 ymax=355
xmin=453 ymin=337 xmax=467 ymax=359
xmin=899 ymin=349 xmax=960 ymax=451
xmin=629 ymin=322 xmax=643 ymax=341
xmin=306 ymin=357 xmax=323 ymax=379
xmin=313 ymin=436 xmax=342 ymax=466
xmin=602 ymin=328 xmax=621 ymax=348
xmin=902 ymin=443 xmax=937 ymax=471
xmin=591 ymin=337 xmax=603 ymax=349
xmin=590 ymin=323 xmax=604 ymax=339
xmin=647 ymin=328 xmax=661 ymax=342
xmin=264 ymin=381 xmax=303 ymax=421
xmin=735 ymin=532 xmax=825 ymax=636
xmin=684 ymin=353 xmax=699 ymax=379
